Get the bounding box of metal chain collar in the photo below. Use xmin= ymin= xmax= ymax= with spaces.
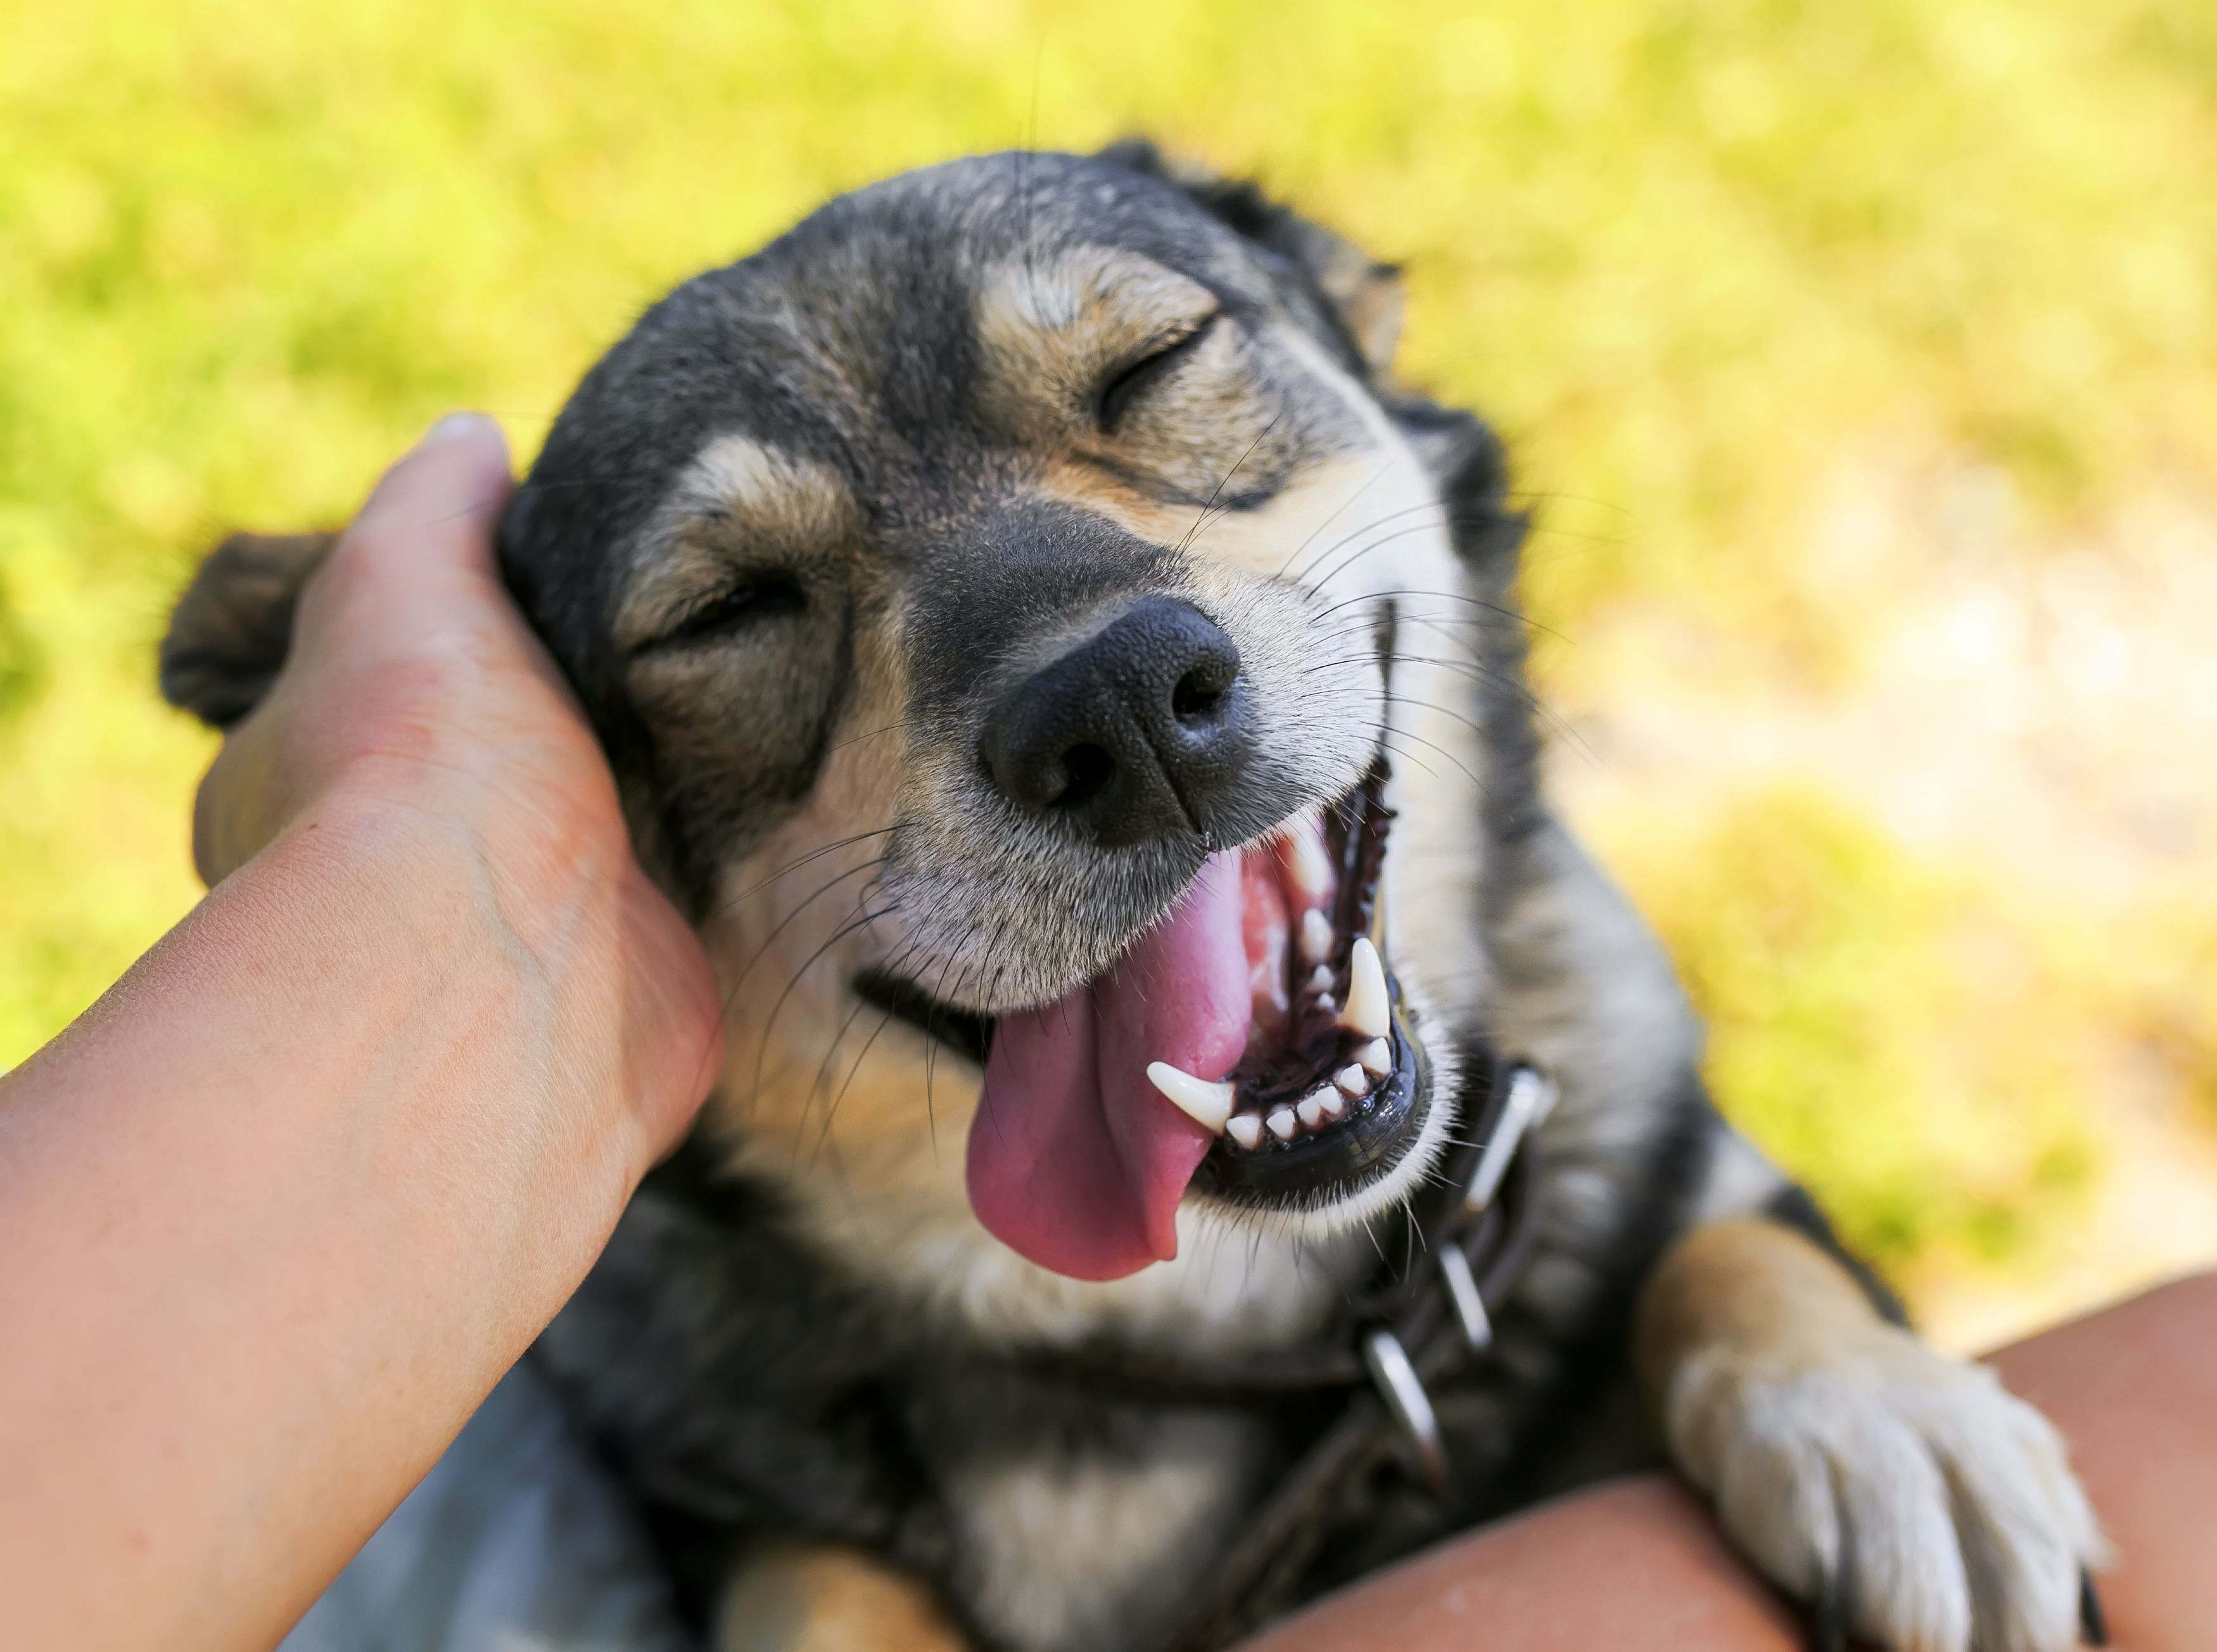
xmin=632 ymin=1045 xmax=1556 ymax=1652
xmin=1005 ymin=1045 xmax=1556 ymax=1652
xmin=1150 ymin=1052 xmax=1555 ymax=1652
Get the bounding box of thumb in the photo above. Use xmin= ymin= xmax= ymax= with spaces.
xmin=357 ymin=412 xmax=514 ymax=562
xmin=194 ymin=415 xmax=519 ymax=885
xmin=295 ymin=414 xmax=516 ymax=642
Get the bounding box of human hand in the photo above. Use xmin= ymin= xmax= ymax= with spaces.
xmin=0 ymin=416 xmax=723 ymax=1648
xmin=192 ymin=413 xmax=723 ymax=1163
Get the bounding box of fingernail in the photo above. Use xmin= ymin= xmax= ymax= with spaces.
xmin=421 ymin=411 xmax=495 ymax=447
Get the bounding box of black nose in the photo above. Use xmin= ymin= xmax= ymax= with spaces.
xmin=982 ymin=597 xmax=1254 ymax=848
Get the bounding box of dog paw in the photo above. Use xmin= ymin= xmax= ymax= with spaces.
xmin=1664 ymin=1328 xmax=2105 ymax=1652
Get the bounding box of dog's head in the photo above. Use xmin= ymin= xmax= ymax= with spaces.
xmin=168 ymin=145 xmax=1531 ymax=1295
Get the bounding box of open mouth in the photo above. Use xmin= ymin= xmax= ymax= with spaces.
xmin=856 ymin=759 xmax=1430 ymax=1281
xmin=1183 ymin=762 xmax=1430 ymax=1201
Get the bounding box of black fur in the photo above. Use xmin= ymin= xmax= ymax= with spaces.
xmin=160 ymin=531 xmax=331 ymax=728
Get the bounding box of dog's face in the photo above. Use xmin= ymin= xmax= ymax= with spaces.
xmin=501 ymin=147 xmax=1511 ymax=1293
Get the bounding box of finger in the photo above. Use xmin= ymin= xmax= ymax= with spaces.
xmin=195 ymin=416 xmax=519 ymax=884
xmin=355 ymin=411 xmax=514 ymax=569
xmin=295 ymin=414 xmax=516 ymax=640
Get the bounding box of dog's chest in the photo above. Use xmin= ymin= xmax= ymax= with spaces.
xmin=538 ymin=1172 xmax=1363 ymax=1645
xmin=918 ymin=1381 xmax=1267 ymax=1652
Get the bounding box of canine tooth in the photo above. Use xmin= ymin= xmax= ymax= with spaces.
xmin=1226 ymin=1113 xmax=1264 ymax=1150
xmin=1343 ymin=937 xmax=1389 ymax=1038
xmin=1297 ymin=1092 xmax=1327 ymax=1128
xmin=1334 ymin=1064 xmax=1368 ymax=1098
xmin=1358 ymin=1038 xmax=1393 ymax=1078
xmin=1266 ymin=1107 xmax=1299 ymax=1141
xmin=1305 ymin=965 xmax=1333 ymax=995
xmin=1146 ymin=1062 xmax=1235 ymax=1134
xmin=1286 ymin=823 xmax=1335 ymax=904
xmin=1299 ymin=908 xmax=1335 ymax=965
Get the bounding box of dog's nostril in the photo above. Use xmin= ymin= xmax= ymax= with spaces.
xmin=1055 ymin=744 xmax=1115 ymax=811
xmin=1172 ymin=667 xmax=1228 ymax=723
xmin=981 ymin=596 xmax=1254 ymax=848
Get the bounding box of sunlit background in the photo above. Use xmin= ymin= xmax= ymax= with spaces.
xmin=6 ymin=0 xmax=2214 ymax=1349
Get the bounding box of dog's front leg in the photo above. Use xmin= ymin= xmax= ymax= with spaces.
xmin=1634 ymin=1216 xmax=2105 ymax=1652
xmin=716 ymin=1542 xmax=970 ymax=1652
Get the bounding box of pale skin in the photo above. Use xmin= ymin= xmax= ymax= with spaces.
xmin=0 ymin=416 xmax=2205 ymax=1650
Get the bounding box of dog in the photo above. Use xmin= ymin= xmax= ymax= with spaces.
xmin=163 ymin=143 xmax=2104 ymax=1652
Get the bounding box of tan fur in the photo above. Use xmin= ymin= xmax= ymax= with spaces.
xmin=975 ymin=250 xmax=1348 ymax=504
xmin=615 ymin=438 xmax=860 ymax=650
xmin=717 ymin=1543 xmax=968 ymax=1652
xmin=1634 ymin=1219 xmax=1878 ymax=1399
xmin=1323 ymin=265 xmax=1402 ymax=376
xmin=974 ymin=250 xmax=1219 ymax=448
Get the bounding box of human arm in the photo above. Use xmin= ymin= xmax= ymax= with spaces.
xmin=0 ymin=416 xmax=723 ymax=1650
xmin=1245 ymin=1272 xmax=2217 ymax=1652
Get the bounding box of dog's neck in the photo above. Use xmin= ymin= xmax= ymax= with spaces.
xmin=711 ymin=1115 xmax=1373 ymax=1356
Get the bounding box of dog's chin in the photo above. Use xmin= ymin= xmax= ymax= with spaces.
xmin=856 ymin=759 xmax=1456 ymax=1245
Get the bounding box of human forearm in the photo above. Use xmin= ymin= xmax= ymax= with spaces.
xmin=1247 ymin=1276 xmax=2217 ymax=1652
xmin=0 ymin=415 xmax=720 ymax=1647
xmin=0 ymin=784 xmax=683 ymax=1649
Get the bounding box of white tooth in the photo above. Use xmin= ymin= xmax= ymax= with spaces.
xmin=1297 ymin=1093 xmax=1326 ymax=1128
xmin=1319 ymin=1088 xmax=1347 ymax=1121
xmin=1342 ymin=936 xmax=1389 ymax=1038
xmin=1306 ymin=965 xmax=1334 ymax=996
xmin=1287 ymin=825 xmax=1335 ymax=904
xmin=1146 ymin=1062 xmax=1235 ymax=1134
xmin=1267 ymin=1107 xmax=1299 ymax=1141
xmin=1314 ymin=994 xmax=1336 ymax=1014
xmin=1334 ymin=1064 xmax=1368 ymax=1098
xmin=1226 ymin=1113 xmax=1264 ymax=1150
xmin=1358 ymin=1038 xmax=1393 ymax=1078
xmin=1299 ymin=908 xmax=1335 ymax=965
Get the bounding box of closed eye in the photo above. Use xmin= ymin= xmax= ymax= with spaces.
xmin=641 ymin=575 xmax=806 ymax=652
xmin=1095 ymin=312 xmax=1219 ymax=431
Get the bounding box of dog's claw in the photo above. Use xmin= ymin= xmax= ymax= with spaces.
xmin=1808 ymin=1568 xmax=1849 ymax=1652
xmin=2078 ymin=1569 xmax=2108 ymax=1647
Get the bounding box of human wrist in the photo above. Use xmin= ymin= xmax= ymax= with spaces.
xmin=0 ymin=744 xmax=651 ymax=1652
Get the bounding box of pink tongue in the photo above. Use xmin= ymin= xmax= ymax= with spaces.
xmin=967 ymin=852 xmax=1254 ymax=1280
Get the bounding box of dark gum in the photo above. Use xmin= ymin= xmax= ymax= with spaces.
xmin=1193 ymin=991 xmax=1428 ymax=1202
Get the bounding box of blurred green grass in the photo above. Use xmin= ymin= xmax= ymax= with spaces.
xmin=6 ymin=0 xmax=2216 ymax=1293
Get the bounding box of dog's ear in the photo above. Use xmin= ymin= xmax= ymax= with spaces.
xmin=159 ymin=531 xmax=335 ymax=728
xmin=1096 ymin=138 xmax=1406 ymax=376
